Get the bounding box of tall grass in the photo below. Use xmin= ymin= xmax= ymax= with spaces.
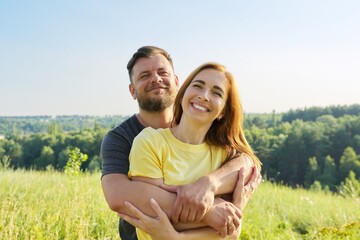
xmin=242 ymin=182 xmax=360 ymax=239
xmin=0 ymin=170 xmax=118 ymax=239
xmin=1 ymin=170 xmax=359 ymax=239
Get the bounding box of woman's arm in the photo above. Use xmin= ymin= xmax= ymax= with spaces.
xmin=118 ymin=198 xmax=241 ymax=240
xmin=161 ymin=154 xmax=260 ymax=223
xmin=130 ymin=175 xmax=243 ymax=235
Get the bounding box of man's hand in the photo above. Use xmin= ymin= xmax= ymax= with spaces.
xmin=161 ymin=176 xmax=216 ymax=223
xmin=201 ymin=198 xmax=242 ymax=238
xmin=233 ymin=166 xmax=261 ymax=210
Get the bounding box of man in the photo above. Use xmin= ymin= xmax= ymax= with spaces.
xmin=101 ymin=46 xmax=261 ymax=239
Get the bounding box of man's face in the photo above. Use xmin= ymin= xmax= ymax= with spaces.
xmin=129 ymin=54 xmax=179 ymax=112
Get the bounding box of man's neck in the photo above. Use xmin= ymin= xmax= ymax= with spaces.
xmin=137 ymin=107 xmax=173 ymax=129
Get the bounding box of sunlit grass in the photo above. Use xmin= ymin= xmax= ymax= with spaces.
xmin=1 ymin=170 xmax=359 ymax=239
xmin=0 ymin=170 xmax=118 ymax=239
xmin=241 ymin=182 xmax=360 ymax=239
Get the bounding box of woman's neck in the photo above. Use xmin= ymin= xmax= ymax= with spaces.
xmin=170 ymin=118 xmax=211 ymax=144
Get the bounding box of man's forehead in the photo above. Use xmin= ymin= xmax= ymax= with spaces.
xmin=133 ymin=55 xmax=171 ymax=72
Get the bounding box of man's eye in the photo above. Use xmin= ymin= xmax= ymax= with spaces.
xmin=159 ymin=71 xmax=169 ymax=76
xmin=193 ymin=84 xmax=202 ymax=88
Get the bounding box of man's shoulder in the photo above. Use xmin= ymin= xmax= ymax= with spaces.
xmin=105 ymin=115 xmax=144 ymax=139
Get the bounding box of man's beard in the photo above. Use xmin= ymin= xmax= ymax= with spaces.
xmin=137 ymin=91 xmax=176 ymax=112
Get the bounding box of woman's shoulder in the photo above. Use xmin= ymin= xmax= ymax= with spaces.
xmin=136 ymin=127 xmax=169 ymax=141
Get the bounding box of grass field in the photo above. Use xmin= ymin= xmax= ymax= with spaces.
xmin=1 ymin=170 xmax=359 ymax=239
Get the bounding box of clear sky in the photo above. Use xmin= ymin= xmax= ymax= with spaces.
xmin=1 ymin=0 xmax=359 ymax=116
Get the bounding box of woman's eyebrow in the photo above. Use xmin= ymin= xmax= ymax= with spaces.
xmin=213 ymin=85 xmax=225 ymax=94
xmin=192 ymin=79 xmax=205 ymax=85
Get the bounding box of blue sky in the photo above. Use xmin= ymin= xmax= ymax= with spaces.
xmin=1 ymin=0 xmax=359 ymax=116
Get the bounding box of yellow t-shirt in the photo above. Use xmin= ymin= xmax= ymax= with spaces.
xmin=128 ymin=127 xmax=226 ymax=240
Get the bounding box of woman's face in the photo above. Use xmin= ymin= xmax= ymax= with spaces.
xmin=181 ymin=68 xmax=229 ymax=125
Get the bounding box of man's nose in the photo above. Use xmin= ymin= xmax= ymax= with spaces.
xmin=150 ymin=73 xmax=163 ymax=83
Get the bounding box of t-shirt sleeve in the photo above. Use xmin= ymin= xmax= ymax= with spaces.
xmin=128 ymin=129 xmax=163 ymax=179
xmin=101 ymin=131 xmax=131 ymax=177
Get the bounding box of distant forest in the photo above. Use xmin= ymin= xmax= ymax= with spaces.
xmin=1 ymin=104 xmax=360 ymax=195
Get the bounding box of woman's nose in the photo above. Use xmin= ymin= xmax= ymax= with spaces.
xmin=198 ymin=91 xmax=209 ymax=101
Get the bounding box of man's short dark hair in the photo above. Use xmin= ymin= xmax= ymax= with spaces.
xmin=127 ymin=46 xmax=174 ymax=83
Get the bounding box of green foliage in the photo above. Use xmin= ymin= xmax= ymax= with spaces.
xmin=1 ymin=105 xmax=360 ymax=193
xmin=1 ymin=171 xmax=359 ymax=239
xmin=282 ymin=104 xmax=360 ymax=123
xmin=339 ymin=147 xmax=360 ymax=180
xmin=241 ymin=181 xmax=360 ymax=239
xmin=311 ymin=222 xmax=360 ymax=239
xmin=34 ymin=145 xmax=55 ymax=170
xmin=309 ymin=180 xmax=322 ymax=192
xmin=64 ymin=148 xmax=88 ymax=176
xmin=57 ymin=147 xmax=71 ymax=170
xmin=318 ymin=155 xmax=337 ymax=190
xmin=0 ymin=170 xmax=117 ymax=239
xmin=338 ymin=171 xmax=360 ymax=198
xmin=0 ymin=155 xmax=11 ymax=171
xmin=88 ymin=155 xmax=101 ymax=173
xmin=304 ymin=157 xmax=319 ymax=187
xmin=0 ymin=115 xmax=127 ymax=135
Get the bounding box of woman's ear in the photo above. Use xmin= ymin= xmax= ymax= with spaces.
xmin=217 ymin=113 xmax=224 ymax=121
xmin=217 ymin=108 xmax=227 ymax=120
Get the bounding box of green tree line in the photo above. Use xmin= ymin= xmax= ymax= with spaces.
xmin=0 ymin=115 xmax=128 ymax=136
xmin=1 ymin=104 xmax=360 ymax=195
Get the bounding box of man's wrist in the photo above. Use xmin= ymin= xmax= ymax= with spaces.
xmin=201 ymin=175 xmax=218 ymax=195
xmin=201 ymin=198 xmax=224 ymax=226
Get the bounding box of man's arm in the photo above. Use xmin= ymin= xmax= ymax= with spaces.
xmin=162 ymin=153 xmax=256 ymax=223
xmin=102 ymin=173 xmax=176 ymax=217
xmin=102 ymin=156 xmax=259 ymax=225
xmin=117 ymin=168 xmax=257 ymax=240
xmin=129 ymin=175 xmax=242 ymax=233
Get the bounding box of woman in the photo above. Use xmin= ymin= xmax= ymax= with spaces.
xmin=122 ymin=62 xmax=261 ymax=239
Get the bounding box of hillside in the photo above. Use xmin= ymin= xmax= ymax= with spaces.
xmin=0 ymin=170 xmax=359 ymax=239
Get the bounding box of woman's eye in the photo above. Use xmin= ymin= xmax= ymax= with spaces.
xmin=214 ymin=92 xmax=223 ymax=97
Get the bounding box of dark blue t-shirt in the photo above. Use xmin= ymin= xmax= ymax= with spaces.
xmin=101 ymin=115 xmax=144 ymax=240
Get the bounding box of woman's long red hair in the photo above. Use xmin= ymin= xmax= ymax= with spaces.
xmin=172 ymin=63 xmax=261 ymax=169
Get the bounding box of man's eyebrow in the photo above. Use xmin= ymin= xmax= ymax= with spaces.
xmin=137 ymin=70 xmax=150 ymax=76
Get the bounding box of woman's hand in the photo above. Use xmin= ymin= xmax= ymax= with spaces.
xmin=201 ymin=198 xmax=242 ymax=238
xmin=233 ymin=166 xmax=261 ymax=210
xmin=118 ymin=198 xmax=179 ymax=240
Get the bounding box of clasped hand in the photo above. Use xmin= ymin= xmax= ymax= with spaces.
xmin=118 ymin=167 xmax=261 ymax=239
xmin=161 ymin=175 xmax=215 ymax=223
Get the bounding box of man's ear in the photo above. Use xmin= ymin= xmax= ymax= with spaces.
xmin=129 ymin=83 xmax=136 ymax=100
xmin=174 ymin=75 xmax=180 ymax=89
